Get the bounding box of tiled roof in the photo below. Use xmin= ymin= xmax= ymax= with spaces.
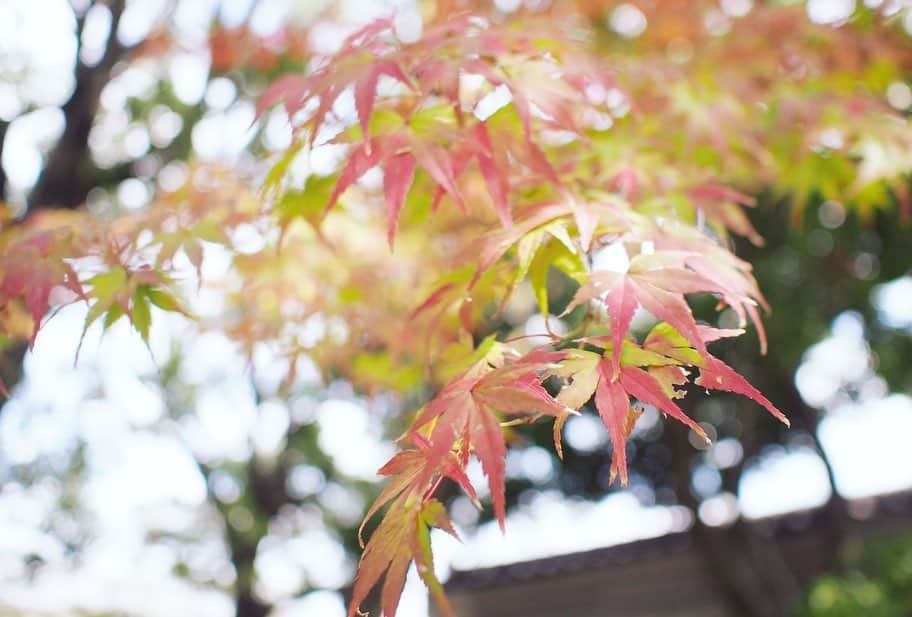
xmin=445 ymin=491 xmax=912 ymax=592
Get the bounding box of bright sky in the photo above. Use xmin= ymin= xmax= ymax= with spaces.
xmin=3 ymin=1 xmax=912 ymax=616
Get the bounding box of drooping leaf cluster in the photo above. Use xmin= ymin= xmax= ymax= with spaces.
xmin=250 ymin=5 xmax=911 ymax=615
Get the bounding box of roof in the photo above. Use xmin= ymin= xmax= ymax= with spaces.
xmin=445 ymin=490 xmax=912 ymax=592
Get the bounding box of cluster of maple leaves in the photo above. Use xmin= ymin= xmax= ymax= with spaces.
xmin=250 ymin=6 xmax=910 ymax=616
xmin=259 ymin=15 xmax=783 ymax=615
xmin=2 ymin=1 xmax=912 ymax=616
xmin=0 ymin=166 xmax=262 ymax=373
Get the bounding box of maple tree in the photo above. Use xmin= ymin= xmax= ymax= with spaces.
xmin=2 ymin=1 xmax=912 ymax=616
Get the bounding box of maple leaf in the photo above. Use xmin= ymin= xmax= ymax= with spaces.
xmin=322 ymin=117 xmax=476 ymax=246
xmin=412 ymin=499 xmax=459 ymax=615
xmin=349 ymin=492 xmax=458 ymax=617
xmin=261 ymin=15 xmax=625 ymax=246
xmin=469 ymin=198 xmax=627 ymax=299
xmin=601 ymin=276 xmax=638 ymax=380
xmin=409 ymin=346 xmax=566 ymax=526
xmin=80 ymin=265 xmax=187 ymax=349
xmin=650 ymin=225 xmax=770 ymax=352
xmin=352 ymin=438 xmax=470 ymax=617
xmin=359 ymin=444 xmax=476 ymax=550
xmin=258 ymin=19 xmax=412 ymax=144
xmin=697 ymin=356 xmax=789 ymax=426
xmin=564 ymin=250 xmax=709 ymax=363
xmin=470 ymin=363 xmax=568 ymax=525
xmin=472 ymin=201 xmax=577 ymax=284
xmin=643 ymin=322 xmax=789 ymax=426
xmin=688 ymin=184 xmax=764 ymax=246
xmin=321 ymin=105 xmax=571 ymax=244
xmin=565 ymin=245 xmax=766 ymax=364
xmin=426 ymin=121 xmax=512 ymax=226
xmin=0 ymin=231 xmax=84 ymax=346
xmin=381 ymin=150 xmax=417 ymax=243
xmin=549 ymin=346 xmax=706 ymax=486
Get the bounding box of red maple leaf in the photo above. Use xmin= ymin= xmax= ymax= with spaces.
xmin=565 ymin=246 xmax=766 ymax=366
xmin=410 ymin=347 xmax=567 ymax=525
xmin=549 ymin=346 xmax=705 ymax=486
xmin=0 ymin=231 xmax=84 ymax=346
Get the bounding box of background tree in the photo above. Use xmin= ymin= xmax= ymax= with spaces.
xmin=798 ymin=532 xmax=912 ymax=617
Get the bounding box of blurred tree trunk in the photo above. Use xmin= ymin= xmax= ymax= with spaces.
xmin=0 ymin=0 xmax=132 ymax=401
xmin=0 ymin=119 xmax=8 ymax=199
xmin=754 ymin=365 xmax=851 ymax=564
xmin=229 ymin=529 xmax=271 ymax=617
xmin=669 ymin=423 xmax=778 ymax=617
xmin=29 ymin=0 xmax=129 ymax=211
xmin=202 ymin=452 xmax=291 ymax=617
xmin=668 ymin=355 xmax=852 ymax=617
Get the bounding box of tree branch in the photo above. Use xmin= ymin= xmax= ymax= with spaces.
xmin=0 ymin=119 xmax=9 ymax=200
xmin=668 ymin=421 xmax=776 ymax=617
xmin=28 ymin=0 xmax=130 ymax=211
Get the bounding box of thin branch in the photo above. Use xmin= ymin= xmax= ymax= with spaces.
xmin=0 ymin=119 xmax=9 ymax=200
xmin=73 ymin=0 xmax=91 ymax=41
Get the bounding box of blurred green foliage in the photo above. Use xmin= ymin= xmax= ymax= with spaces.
xmin=797 ymin=533 xmax=912 ymax=617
